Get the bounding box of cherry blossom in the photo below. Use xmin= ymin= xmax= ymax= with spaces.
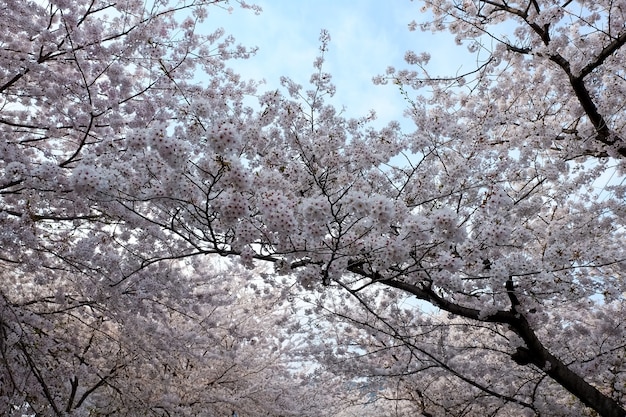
xmin=3 ymin=1 xmax=626 ymax=416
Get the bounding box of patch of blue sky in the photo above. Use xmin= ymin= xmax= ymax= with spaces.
xmin=201 ymin=0 xmax=475 ymax=128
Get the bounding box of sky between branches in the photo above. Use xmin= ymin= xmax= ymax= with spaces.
xmin=202 ymin=0 xmax=475 ymax=127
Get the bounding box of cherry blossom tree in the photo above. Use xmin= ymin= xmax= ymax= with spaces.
xmin=362 ymin=2 xmax=626 ymax=414
xmin=1 ymin=260 xmax=353 ymax=416
xmin=0 ymin=1 xmax=353 ymax=416
xmin=2 ymin=0 xmax=626 ymax=416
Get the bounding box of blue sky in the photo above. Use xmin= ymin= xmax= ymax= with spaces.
xmin=203 ymin=0 xmax=471 ymax=127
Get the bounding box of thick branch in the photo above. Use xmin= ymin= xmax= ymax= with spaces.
xmin=508 ymin=302 xmax=626 ymax=417
xmin=488 ymin=1 xmax=626 ymax=157
xmin=383 ymin=277 xmax=516 ymax=324
xmin=579 ymin=30 xmax=626 ymax=79
xmin=347 ymin=264 xmax=626 ymax=417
